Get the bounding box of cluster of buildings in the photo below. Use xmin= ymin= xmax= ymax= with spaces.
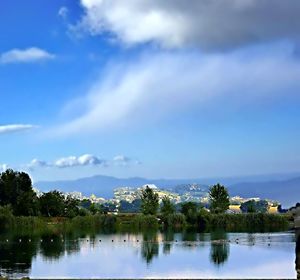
xmin=114 ymin=184 xmax=181 ymax=204
xmin=34 ymin=184 xmax=280 ymax=214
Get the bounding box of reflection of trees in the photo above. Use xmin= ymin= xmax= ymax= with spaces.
xmin=141 ymin=231 xmax=159 ymax=264
xmin=296 ymin=230 xmax=300 ymax=279
xmin=210 ymin=231 xmax=230 ymax=266
xmin=39 ymin=234 xmax=64 ymax=260
xmin=182 ymin=230 xmax=197 ymax=241
xmin=0 ymin=233 xmax=38 ymax=277
xmin=247 ymin=233 xmax=256 ymax=246
xmin=162 ymin=230 xmax=174 ymax=255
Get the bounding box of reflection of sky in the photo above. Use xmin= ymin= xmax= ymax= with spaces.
xmin=29 ymin=233 xmax=296 ymax=279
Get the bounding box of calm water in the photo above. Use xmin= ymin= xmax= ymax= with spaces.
xmin=0 ymin=230 xmax=298 ymax=279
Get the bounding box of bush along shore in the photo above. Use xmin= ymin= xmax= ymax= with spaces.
xmin=0 ymin=170 xmax=290 ymax=234
xmin=0 ymin=208 xmax=289 ymax=235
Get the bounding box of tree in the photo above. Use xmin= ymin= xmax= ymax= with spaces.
xmin=65 ymin=195 xmax=80 ymax=218
xmin=119 ymin=199 xmax=141 ymax=213
xmin=240 ymin=199 xmax=269 ymax=213
xmin=180 ymin=202 xmax=198 ymax=224
xmin=39 ymin=191 xmax=65 ymax=217
xmin=140 ymin=186 xmax=159 ymax=215
xmin=209 ymin=183 xmax=230 ymax=214
xmin=160 ymin=196 xmax=175 ymax=216
xmin=0 ymin=169 xmax=39 ymax=216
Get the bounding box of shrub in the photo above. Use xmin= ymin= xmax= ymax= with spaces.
xmin=167 ymin=213 xmax=186 ymax=229
xmin=133 ymin=214 xmax=159 ymax=229
xmin=0 ymin=205 xmax=14 ymax=230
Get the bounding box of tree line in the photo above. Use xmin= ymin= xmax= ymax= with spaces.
xmin=0 ymin=169 xmax=83 ymax=217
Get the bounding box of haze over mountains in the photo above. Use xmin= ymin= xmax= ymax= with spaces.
xmin=36 ymin=172 xmax=300 ymax=208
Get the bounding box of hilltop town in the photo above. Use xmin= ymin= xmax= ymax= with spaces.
xmin=34 ymin=183 xmax=280 ymax=214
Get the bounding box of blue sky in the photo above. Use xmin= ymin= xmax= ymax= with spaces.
xmin=1 ymin=0 xmax=300 ymax=181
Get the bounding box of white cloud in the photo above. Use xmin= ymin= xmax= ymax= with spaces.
xmin=27 ymin=159 xmax=49 ymax=170
xmin=58 ymin=6 xmax=69 ymax=19
xmin=0 ymin=47 xmax=55 ymax=64
xmin=113 ymin=155 xmax=141 ymax=166
xmin=52 ymin=45 xmax=300 ymax=136
xmin=0 ymin=124 xmax=37 ymax=135
xmin=75 ymin=0 xmax=300 ymax=49
xmin=54 ymin=154 xmax=104 ymax=168
xmin=25 ymin=154 xmax=139 ymax=170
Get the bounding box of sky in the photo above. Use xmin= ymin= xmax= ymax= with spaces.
xmin=0 ymin=0 xmax=300 ymax=182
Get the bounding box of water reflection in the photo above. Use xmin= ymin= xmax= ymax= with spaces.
xmin=210 ymin=231 xmax=229 ymax=265
xmin=0 ymin=234 xmax=38 ymax=276
xmin=0 ymin=230 xmax=297 ymax=278
xmin=39 ymin=234 xmax=65 ymax=260
xmin=162 ymin=230 xmax=174 ymax=255
xmin=141 ymin=231 xmax=159 ymax=264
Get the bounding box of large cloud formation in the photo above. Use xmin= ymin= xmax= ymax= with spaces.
xmin=76 ymin=0 xmax=300 ymax=50
xmin=54 ymin=45 xmax=300 ymax=135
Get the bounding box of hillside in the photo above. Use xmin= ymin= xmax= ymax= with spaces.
xmin=229 ymin=177 xmax=300 ymax=207
xmin=36 ymin=175 xmax=208 ymax=198
xmin=35 ymin=174 xmax=300 ymax=207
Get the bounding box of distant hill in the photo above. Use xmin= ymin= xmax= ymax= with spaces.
xmin=229 ymin=177 xmax=300 ymax=207
xmin=35 ymin=174 xmax=300 ymax=207
xmin=35 ymin=175 xmax=208 ymax=198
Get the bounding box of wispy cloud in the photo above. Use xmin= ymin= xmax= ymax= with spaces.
xmin=58 ymin=6 xmax=69 ymax=20
xmin=0 ymin=124 xmax=37 ymax=135
xmin=27 ymin=159 xmax=50 ymax=170
xmin=75 ymin=0 xmax=300 ymax=50
xmin=0 ymin=47 xmax=55 ymax=64
xmin=52 ymin=44 xmax=300 ymax=136
xmin=113 ymin=155 xmax=141 ymax=166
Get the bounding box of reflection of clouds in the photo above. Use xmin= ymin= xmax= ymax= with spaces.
xmin=145 ymin=260 xmax=295 ymax=279
xmin=29 ymin=232 xmax=295 ymax=279
xmin=145 ymin=260 xmax=295 ymax=278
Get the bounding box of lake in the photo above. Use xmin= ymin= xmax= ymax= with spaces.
xmin=0 ymin=230 xmax=298 ymax=279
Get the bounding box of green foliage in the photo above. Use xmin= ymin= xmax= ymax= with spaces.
xmin=160 ymin=196 xmax=175 ymax=218
xmin=209 ymin=183 xmax=230 ymax=214
xmin=0 ymin=205 xmax=14 ymax=229
xmin=180 ymin=202 xmax=198 ymax=224
xmin=133 ymin=214 xmax=159 ymax=229
xmin=206 ymin=213 xmax=289 ymax=232
xmin=140 ymin=186 xmax=159 ymax=215
xmin=166 ymin=213 xmax=186 ymax=229
xmin=240 ymin=199 xmax=269 ymax=213
xmin=39 ymin=191 xmax=65 ymax=217
xmin=78 ymin=207 xmax=90 ymax=216
xmin=197 ymin=208 xmax=210 ymax=230
xmin=89 ymin=203 xmax=100 ymax=215
xmin=39 ymin=191 xmax=80 ymax=217
xmin=64 ymin=195 xmax=80 ymax=218
xmin=0 ymin=169 xmax=39 ymax=216
xmin=119 ymin=199 xmax=141 ymax=213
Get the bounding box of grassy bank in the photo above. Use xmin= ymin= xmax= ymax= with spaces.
xmin=0 ymin=212 xmax=290 ymax=235
xmin=115 ymin=212 xmax=290 ymax=232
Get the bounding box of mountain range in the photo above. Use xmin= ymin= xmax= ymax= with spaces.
xmin=35 ymin=173 xmax=300 ymax=207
